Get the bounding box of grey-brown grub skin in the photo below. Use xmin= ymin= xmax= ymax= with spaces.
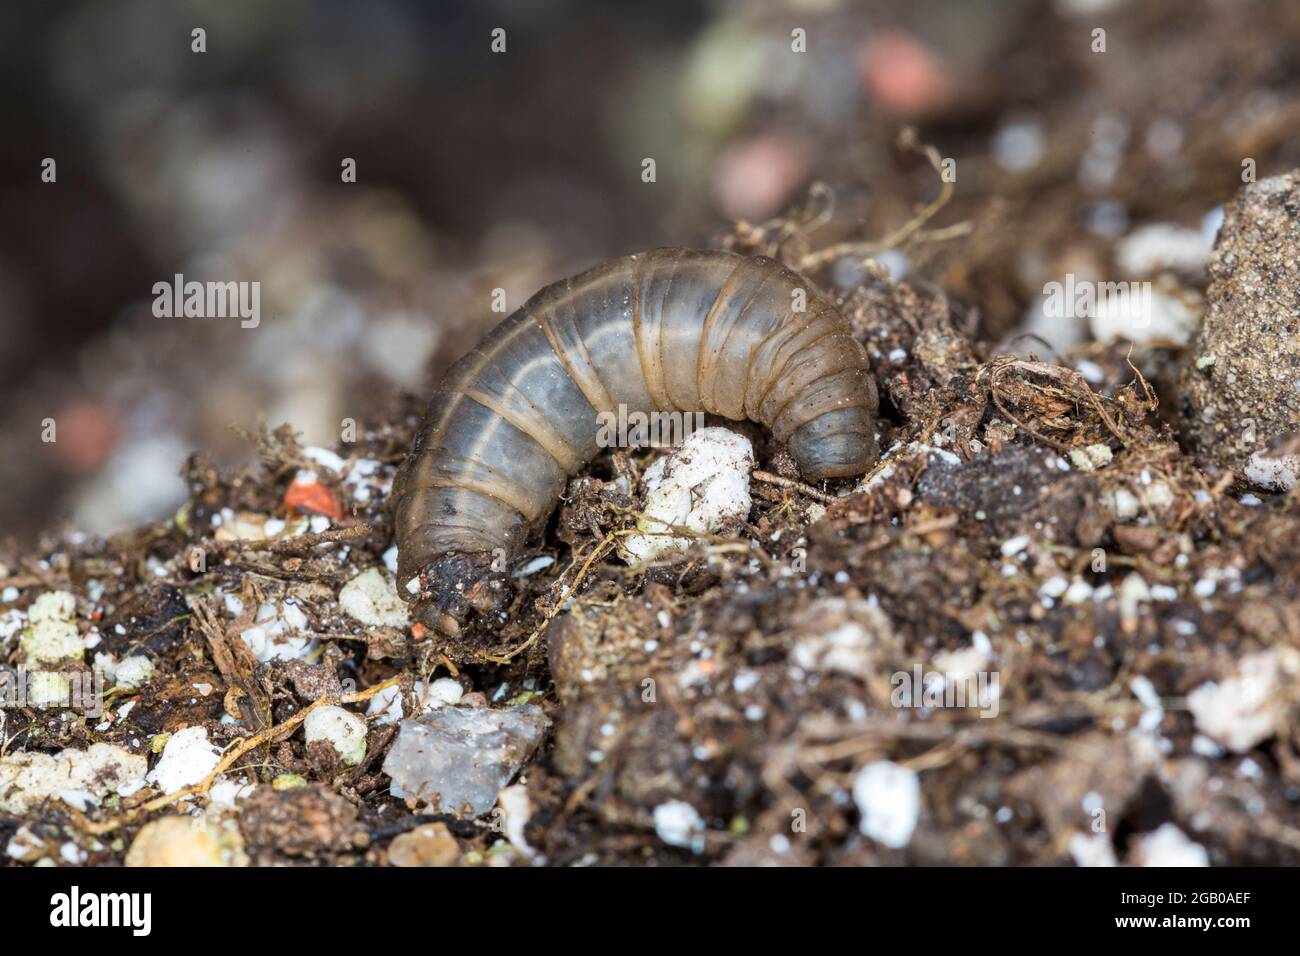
xmin=1178 ymin=170 xmax=1300 ymax=471
xmin=390 ymin=248 xmax=880 ymax=634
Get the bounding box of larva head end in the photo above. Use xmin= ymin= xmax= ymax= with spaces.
xmin=406 ymin=551 xmax=514 ymax=638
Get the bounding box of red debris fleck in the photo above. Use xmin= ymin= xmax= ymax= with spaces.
xmin=712 ymin=133 xmax=812 ymax=222
xmin=858 ymin=30 xmax=954 ymax=117
xmin=284 ymin=479 xmax=343 ymax=520
xmin=48 ymin=401 xmax=121 ymax=474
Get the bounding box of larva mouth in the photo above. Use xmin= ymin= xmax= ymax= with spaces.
xmin=409 ymin=551 xmax=513 ymax=636
xmin=430 ymin=610 xmax=462 ymax=639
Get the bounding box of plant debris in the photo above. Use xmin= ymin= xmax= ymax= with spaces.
xmin=5 ymin=2 xmax=1300 ymax=867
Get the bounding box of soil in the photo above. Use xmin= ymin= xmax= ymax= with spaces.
xmin=3 ymin=0 xmax=1300 ymax=868
xmin=3 ymin=221 xmax=1299 ymax=866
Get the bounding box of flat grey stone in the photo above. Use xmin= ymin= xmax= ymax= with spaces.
xmin=382 ymin=704 xmax=550 ymax=817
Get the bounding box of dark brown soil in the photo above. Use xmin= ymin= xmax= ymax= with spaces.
xmin=4 ymin=0 xmax=1300 ymax=868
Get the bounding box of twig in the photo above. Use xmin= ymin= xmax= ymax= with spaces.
xmin=226 ymin=523 xmax=376 ymax=555
xmin=985 ymin=358 xmax=1128 ymax=452
xmin=476 ymin=534 xmax=619 ymax=664
xmin=752 ymin=470 xmax=837 ymax=505
xmin=725 ymin=182 xmax=836 ymax=261
xmin=1252 ymin=817 xmax=1300 ymax=853
xmin=800 ymin=718 xmax=1103 ymax=764
xmin=988 ymin=378 xmax=1071 ymax=451
xmin=799 ymin=127 xmax=967 ymax=273
xmin=78 ymin=676 xmax=402 ymax=836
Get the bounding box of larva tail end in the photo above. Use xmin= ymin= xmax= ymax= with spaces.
xmin=788 ymin=407 xmax=880 ymax=480
xmin=407 ymin=551 xmax=514 ymax=636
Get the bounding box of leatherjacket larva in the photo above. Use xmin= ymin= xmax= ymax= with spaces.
xmin=391 ymin=247 xmax=879 ymax=634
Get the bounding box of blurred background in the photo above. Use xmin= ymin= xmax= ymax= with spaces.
xmin=3 ymin=0 xmax=1300 ymax=541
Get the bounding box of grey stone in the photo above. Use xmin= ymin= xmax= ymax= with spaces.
xmin=382 ymin=704 xmax=549 ymax=817
xmin=1179 ymin=171 xmax=1300 ymax=469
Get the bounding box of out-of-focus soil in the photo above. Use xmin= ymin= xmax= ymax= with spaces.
xmin=4 ymin=0 xmax=1300 ymax=867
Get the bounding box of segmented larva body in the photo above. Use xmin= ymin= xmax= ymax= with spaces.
xmin=392 ymin=247 xmax=878 ymax=630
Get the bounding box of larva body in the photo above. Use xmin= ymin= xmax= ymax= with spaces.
xmin=392 ymin=248 xmax=878 ymax=632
